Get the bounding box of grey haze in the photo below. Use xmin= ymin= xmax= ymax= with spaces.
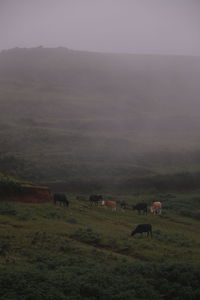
xmin=0 ymin=0 xmax=200 ymax=56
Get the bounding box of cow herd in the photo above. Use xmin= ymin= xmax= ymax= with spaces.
xmin=53 ymin=193 xmax=162 ymax=238
xmin=88 ymin=194 xmax=162 ymax=216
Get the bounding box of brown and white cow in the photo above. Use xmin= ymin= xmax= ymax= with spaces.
xmin=150 ymin=202 xmax=162 ymax=215
xmin=102 ymin=200 xmax=117 ymax=211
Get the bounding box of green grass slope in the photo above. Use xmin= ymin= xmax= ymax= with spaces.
xmin=0 ymin=193 xmax=200 ymax=299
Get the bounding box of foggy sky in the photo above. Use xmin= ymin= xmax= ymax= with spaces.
xmin=0 ymin=0 xmax=200 ymax=56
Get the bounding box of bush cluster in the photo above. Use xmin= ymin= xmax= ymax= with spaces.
xmin=0 ymin=262 xmax=200 ymax=300
xmin=70 ymin=227 xmax=101 ymax=246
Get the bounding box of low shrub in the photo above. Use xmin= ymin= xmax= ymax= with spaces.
xmin=0 ymin=202 xmax=16 ymax=216
xmin=70 ymin=227 xmax=101 ymax=246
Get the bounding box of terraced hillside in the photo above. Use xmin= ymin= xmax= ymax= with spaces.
xmin=0 ymin=192 xmax=200 ymax=299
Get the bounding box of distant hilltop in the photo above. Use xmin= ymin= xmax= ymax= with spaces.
xmin=0 ymin=46 xmax=199 ymax=98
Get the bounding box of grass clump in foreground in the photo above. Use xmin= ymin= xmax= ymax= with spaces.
xmin=0 ymin=263 xmax=200 ymax=300
xmin=70 ymin=227 xmax=102 ymax=246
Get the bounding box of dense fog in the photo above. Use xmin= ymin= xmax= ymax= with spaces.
xmin=0 ymin=1 xmax=200 ymax=189
xmin=0 ymin=48 xmax=200 ymax=190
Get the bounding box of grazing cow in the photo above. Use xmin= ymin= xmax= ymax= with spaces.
xmin=150 ymin=202 xmax=162 ymax=215
xmin=102 ymin=200 xmax=117 ymax=211
xmin=120 ymin=201 xmax=131 ymax=212
xmin=54 ymin=193 xmax=69 ymax=207
xmin=132 ymin=202 xmax=147 ymax=215
xmin=89 ymin=194 xmax=103 ymax=206
xmin=131 ymin=224 xmax=152 ymax=238
xmin=120 ymin=200 xmax=127 ymax=209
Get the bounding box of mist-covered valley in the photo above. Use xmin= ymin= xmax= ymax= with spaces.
xmin=0 ymin=47 xmax=200 ymax=191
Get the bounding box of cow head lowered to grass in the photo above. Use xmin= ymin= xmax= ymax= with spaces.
xmin=131 ymin=224 xmax=152 ymax=238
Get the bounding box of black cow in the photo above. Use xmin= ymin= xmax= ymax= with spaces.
xmin=89 ymin=194 xmax=103 ymax=206
xmin=131 ymin=224 xmax=152 ymax=238
xmin=132 ymin=202 xmax=147 ymax=215
xmin=120 ymin=200 xmax=127 ymax=209
xmin=54 ymin=193 xmax=69 ymax=207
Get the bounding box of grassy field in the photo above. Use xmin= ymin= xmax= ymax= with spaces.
xmin=1 ymin=48 xmax=200 ymax=298
xmin=0 ymin=192 xmax=200 ymax=299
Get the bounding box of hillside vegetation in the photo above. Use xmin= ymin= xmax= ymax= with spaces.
xmin=0 ymin=47 xmax=200 ymax=191
xmin=0 ymin=193 xmax=200 ymax=299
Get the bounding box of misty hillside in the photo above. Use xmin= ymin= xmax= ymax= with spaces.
xmin=0 ymin=47 xmax=200 ymax=190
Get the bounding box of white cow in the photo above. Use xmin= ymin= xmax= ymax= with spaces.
xmin=150 ymin=202 xmax=162 ymax=215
